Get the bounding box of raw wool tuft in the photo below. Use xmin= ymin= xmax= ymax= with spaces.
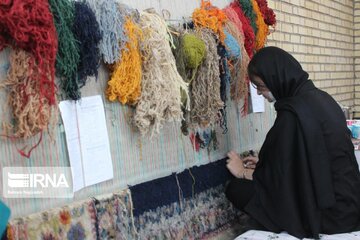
xmin=251 ymin=0 xmax=269 ymax=51
xmin=86 ymin=0 xmax=127 ymax=64
xmin=106 ymin=16 xmax=143 ymax=105
xmin=134 ymin=11 xmax=189 ymax=137
xmin=48 ymin=0 xmax=80 ymax=100
xmin=224 ymin=21 xmax=249 ymax=103
xmin=190 ymin=29 xmax=224 ymax=129
xmin=0 ymin=49 xmax=57 ymax=139
xmin=0 ymin=0 xmax=58 ymax=106
xmin=192 ymin=0 xmax=228 ymax=43
xmin=72 ymin=1 xmax=102 ymax=87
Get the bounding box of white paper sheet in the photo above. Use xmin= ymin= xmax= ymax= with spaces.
xmin=249 ymin=84 xmax=265 ymax=113
xmin=236 ymin=230 xmax=360 ymax=240
xmin=236 ymin=230 xmax=299 ymax=240
xmin=59 ymin=95 xmax=113 ymax=192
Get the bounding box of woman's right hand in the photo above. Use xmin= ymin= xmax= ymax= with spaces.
xmin=242 ymin=156 xmax=259 ymax=169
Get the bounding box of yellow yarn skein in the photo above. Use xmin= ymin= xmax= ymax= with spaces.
xmin=251 ymin=0 xmax=269 ymax=51
xmin=106 ymin=17 xmax=143 ymax=105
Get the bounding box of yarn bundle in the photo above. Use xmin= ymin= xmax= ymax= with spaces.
xmin=173 ymin=31 xmax=207 ymax=135
xmin=1 ymin=50 xmax=54 ymax=139
xmin=0 ymin=0 xmax=58 ymax=142
xmin=192 ymin=1 xmax=228 ymax=43
xmin=251 ymin=0 xmax=268 ymax=51
xmin=190 ymin=29 xmax=223 ymax=129
xmin=106 ymin=16 xmax=143 ymax=105
xmin=85 ymin=0 xmax=126 ymax=64
xmin=49 ymin=0 xmax=80 ymax=100
xmin=224 ymin=21 xmax=249 ymax=103
xmin=72 ymin=1 xmax=102 ymax=87
xmin=0 ymin=0 xmax=277 ymax=156
xmin=134 ymin=11 xmax=189 ymax=137
xmin=229 ymin=2 xmax=255 ymax=58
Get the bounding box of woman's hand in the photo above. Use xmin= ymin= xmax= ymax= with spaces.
xmin=226 ymin=151 xmax=244 ymax=178
xmin=242 ymin=156 xmax=259 ymax=169
xmin=226 ymin=151 xmax=257 ymax=179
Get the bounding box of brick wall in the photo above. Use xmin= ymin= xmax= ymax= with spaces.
xmin=355 ymin=0 xmax=360 ymax=117
xmin=267 ymin=0 xmax=357 ymax=117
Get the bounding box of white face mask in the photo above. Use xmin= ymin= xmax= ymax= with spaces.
xmin=268 ymin=91 xmax=276 ymax=102
xmin=262 ymin=91 xmax=276 ymax=102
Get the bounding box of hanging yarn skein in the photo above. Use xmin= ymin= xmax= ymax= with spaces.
xmin=255 ymin=0 xmax=276 ymax=26
xmin=217 ymin=42 xmax=231 ymax=133
xmin=223 ymin=6 xmax=245 ymax=43
xmin=251 ymin=0 xmax=268 ymax=51
xmin=134 ymin=10 xmax=189 ymax=137
xmin=0 ymin=0 xmax=58 ymax=106
xmin=190 ymin=29 xmax=224 ymax=129
xmin=229 ymin=2 xmax=255 ymax=58
xmin=48 ymin=0 xmax=80 ymax=100
xmin=182 ymin=34 xmax=207 ymax=73
xmin=72 ymin=1 xmax=102 ymax=87
xmin=86 ymin=0 xmax=127 ymax=64
xmin=224 ymin=21 xmax=249 ymax=103
xmin=1 ymin=49 xmax=57 ymax=140
xmin=174 ymin=32 xmax=206 ymax=101
xmin=223 ymin=7 xmax=250 ymax=107
xmin=173 ymin=31 xmax=207 ymax=135
xmin=106 ymin=16 xmax=143 ymax=105
xmin=192 ymin=0 xmax=228 ymax=43
xmin=238 ymin=0 xmax=258 ymax=36
xmin=224 ymin=30 xmax=241 ymax=58
xmin=0 ymin=0 xmax=58 ymax=155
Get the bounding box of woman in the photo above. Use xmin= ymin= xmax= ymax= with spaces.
xmin=226 ymin=46 xmax=360 ymax=239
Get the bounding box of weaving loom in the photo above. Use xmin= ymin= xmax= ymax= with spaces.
xmin=0 ymin=4 xmax=276 ymax=240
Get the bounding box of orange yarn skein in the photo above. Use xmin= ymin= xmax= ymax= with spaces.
xmin=192 ymin=0 xmax=228 ymax=43
xmin=106 ymin=17 xmax=143 ymax=105
xmin=251 ymin=0 xmax=269 ymax=50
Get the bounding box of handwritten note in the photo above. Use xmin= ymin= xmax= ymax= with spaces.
xmin=59 ymin=95 xmax=113 ymax=192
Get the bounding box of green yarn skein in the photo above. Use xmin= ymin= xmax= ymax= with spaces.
xmin=182 ymin=34 xmax=206 ymax=69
